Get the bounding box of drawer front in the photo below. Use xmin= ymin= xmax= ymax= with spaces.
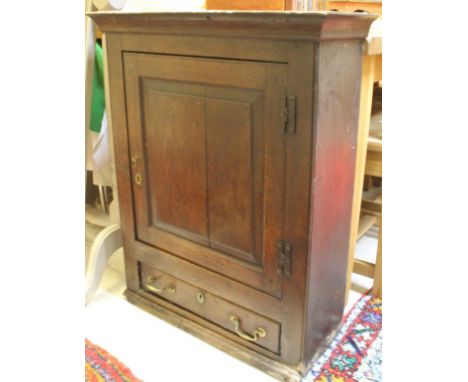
xmin=140 ymin=263 xmax=281 ymax=354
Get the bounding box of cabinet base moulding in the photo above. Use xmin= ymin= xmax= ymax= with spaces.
xmin=125 ymin=289 xmax=307 ymax=382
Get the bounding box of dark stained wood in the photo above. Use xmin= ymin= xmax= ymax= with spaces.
xmin=88 ymin=11 xmax=376 ymax=41
xmin=205 ymin=94 xmax=258 ymax=262
xmin=90 ymin=11 xmax=376 ymax=382
xmin=134 ymin=241 xmax=283 ymax=318
xmin=101 ymin=34 xmax=140 ymax=293
xmin=117 ymin=34 xmax=290 ymax=64
xmin=303 ymin=39 xmax=364 ymax=369
xmin=123 ymin=52 xmax=287 ymax=298
xmin=145 ymin=83 xmax=209 ymax=238
xmin=140 ymin=263 xmax=281 ymax=354
xmin=281 ymin=41 xmax=316 ymax=367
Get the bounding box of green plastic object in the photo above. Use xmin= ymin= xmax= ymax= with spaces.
xmin=90 ymin=42 xmax=105 ymax=133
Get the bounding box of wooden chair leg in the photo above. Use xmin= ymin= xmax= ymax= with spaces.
xmin=372 ymin=214 xmax=382 ymax=298
xmin=344 ymin=54 xmax=376 ymax=304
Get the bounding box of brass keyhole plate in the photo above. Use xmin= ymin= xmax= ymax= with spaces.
xmin=135 ymin=173 xmax=142 ymax=186
xmin=196 ymin=291 xmax=205 ymax=304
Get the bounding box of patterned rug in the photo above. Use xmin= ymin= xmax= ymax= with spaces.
xmin=303 ymin=294 xmax=382 ymax=382
xmin=85 ymin=295 xmax=380 ymax=382
xmin=85 ymin=339 xmax=141 ymax=382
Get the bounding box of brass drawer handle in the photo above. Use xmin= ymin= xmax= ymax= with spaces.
xmin=230 ymin=316 xmax=266 ymax=342
xmin=145 ymin=275 xmax=176 ymax=294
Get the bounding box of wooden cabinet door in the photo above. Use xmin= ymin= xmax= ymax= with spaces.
xmin=124 ymin=53 xmax=288 ymax=298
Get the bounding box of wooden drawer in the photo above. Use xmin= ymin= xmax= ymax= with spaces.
xmin=140 ymin=263 xmax=281 ymax=354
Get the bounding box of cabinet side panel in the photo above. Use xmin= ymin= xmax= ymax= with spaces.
xmin=303 ymin=40 xmax=363 ymax=366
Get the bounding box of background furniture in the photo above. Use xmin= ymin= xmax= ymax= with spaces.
xmin=328 ymin=0 xmax=381 ymax=14
xmin=354 ymin=135 xmax=382 ymax=296
xmin=206 ymin=0 xmax=287 ymax=9
xmin=205 ymin=0 xmax=383 ymax=12
xmin=205 ymin=0 xmax=330 ymax=10
xmin=344 ymin=18 xmax=382 ymax=301
xmin=85 ymin=0 xmax=125 ymax=304
xmin=89 ymin=11 xmax=376 ymax=381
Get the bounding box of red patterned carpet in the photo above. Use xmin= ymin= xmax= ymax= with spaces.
xmin=304 ymin=294 xmax=382 ymax=382
xmin=85 ymin=339 xmax=141 ymax=382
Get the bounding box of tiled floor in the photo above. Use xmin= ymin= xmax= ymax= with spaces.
xmin=85 ymin=216 xmax=377 ymax=382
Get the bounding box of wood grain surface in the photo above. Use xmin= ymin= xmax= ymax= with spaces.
xmin=90 ymin=11 xmax=377 ymax=381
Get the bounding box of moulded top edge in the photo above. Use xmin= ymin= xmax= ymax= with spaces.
xmin=87 ymin=10 xmax=375 ymax=17
xmin=87 ymin=11 xmax=378 ymax=41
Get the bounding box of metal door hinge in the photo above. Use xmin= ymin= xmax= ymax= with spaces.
xmin=280 ymin=95 xmax=296 ymax=135
xmin=277 ymin=240 xmax=292 ymax=276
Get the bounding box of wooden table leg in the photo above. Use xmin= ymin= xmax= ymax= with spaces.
xmin=344 ymin=54 xmax=376 ymax=303
xmin=372 ymin=214 xmax=382 ymax=298
xmin=102 ymin=34 xmax=121 ymax=224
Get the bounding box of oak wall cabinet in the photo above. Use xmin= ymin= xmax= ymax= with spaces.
xmin=89 ymin=11 xmax=376 ymax=382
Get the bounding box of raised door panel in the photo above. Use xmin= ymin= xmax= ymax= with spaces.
xmin=124 ymin=53 xmax=287 ymax=298
xmin=144 ymin=83 xmax=209 ymax=244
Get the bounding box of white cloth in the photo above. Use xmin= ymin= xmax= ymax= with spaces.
xmin=93 ymin=0 xmax=127 ymax=11
xmin=87 ymin=112 xmax=112 ymax=187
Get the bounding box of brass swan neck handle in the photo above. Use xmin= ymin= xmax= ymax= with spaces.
xmin=146 ymin=275 xmax=176 ymax=294
xmin=230 ymin=315 xmax=266 ymax=342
